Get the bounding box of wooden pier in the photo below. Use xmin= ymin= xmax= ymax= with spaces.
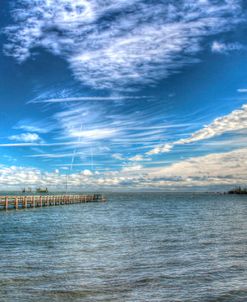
xmin=0 ymin=194 xmax=106 ymax=211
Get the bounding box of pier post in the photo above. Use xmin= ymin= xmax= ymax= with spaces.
xmin=23 ymin=196 xmax=27 ymax=209
xmin=5 ymin=196 xmax=8 ymax=210
xmin=15 ymin=197 xmax=18 ymax=209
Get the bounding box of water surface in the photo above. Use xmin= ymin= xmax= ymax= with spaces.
xmin=0 ymin=192 xmax=247 ymax=301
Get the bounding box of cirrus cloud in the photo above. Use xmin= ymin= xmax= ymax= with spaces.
xmin=4 ymin=0 xmax=245 ymax=89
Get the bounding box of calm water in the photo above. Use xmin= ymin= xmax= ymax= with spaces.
xmin=0 ymin=192 xmax=247 ymax=302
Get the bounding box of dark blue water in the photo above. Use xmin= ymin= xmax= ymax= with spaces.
xmin=0 ymin=193 xmax=247 ymax=302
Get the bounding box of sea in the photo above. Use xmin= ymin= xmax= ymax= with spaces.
xmin=0 ymin=192 xmax=246 ymax=302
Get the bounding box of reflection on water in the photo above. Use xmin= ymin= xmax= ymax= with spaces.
xmin=0 ymin=193 xmax=247 ymax=302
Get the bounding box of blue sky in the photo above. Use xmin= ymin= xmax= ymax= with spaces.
xmin=1 ymin=0 xmax=247 ymax=191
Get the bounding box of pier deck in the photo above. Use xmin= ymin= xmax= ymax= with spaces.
xmin=0 ymin=194 xmax=106 ymax=211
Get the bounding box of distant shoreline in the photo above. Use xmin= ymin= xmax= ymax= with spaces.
xmin=0 ymin=190 xmax=246 ymax=195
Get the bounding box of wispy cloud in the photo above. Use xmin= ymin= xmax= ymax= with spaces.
xmin=0 ymin=141 xmax=94 ymax=147
xmin=4 ymin=0 xmax=245 ymax=89
xmin=27 ymin=152 xmax=80 ymax=159
xmin=14 ymin=119 xmax=55 ymax=134
xmin=147 ymin=104 xmax=247 ymax=155
xmin=30 ymin=96 xmax=148 ymax=103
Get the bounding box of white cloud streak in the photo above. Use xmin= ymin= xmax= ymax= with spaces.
xmin=147 ymin=104 xmax=247 ymax=155
xmin=30 ymin=96 xmax=148 ymax=103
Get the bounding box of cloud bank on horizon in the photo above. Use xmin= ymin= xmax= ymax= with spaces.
xmin=1 ymin=0 xmax=247 ymax=190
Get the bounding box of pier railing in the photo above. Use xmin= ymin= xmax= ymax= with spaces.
xmin=0 ymin=194 xmax=106 ymax=211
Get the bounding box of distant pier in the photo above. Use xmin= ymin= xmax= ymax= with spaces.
xmin=0 ymin=194 xmax=106 ymax=211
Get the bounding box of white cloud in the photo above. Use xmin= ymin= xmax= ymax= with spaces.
xmin=70 ymin=128 xmax=118 ymax=140
xmin=237 ymin=88 xmax=247 ymax=93
xmin=129 ymin=155 xmax=151 ymax=161
xmin=147 ymin=143 xmax=173 ymax=155
xmin=8 ymin=133 xmax=42 ymax=143
xmin=147 ymin=104 xmax=247 ymax=155
xmin=211 ymin=41 xmax=244 ymax=54
xmin=4 ymin=0 xmax=244 ymax=89
xmin=129 ymin=155 xmax=144 ymax=161
xmin=122 ymin=164 xmax=143 ymax=173
xmin=112 ymin=153 xmax=124 ymax=161
xmin=82 ymin=169 xmax=93 ymax=176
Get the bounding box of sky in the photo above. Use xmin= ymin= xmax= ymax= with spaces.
xmin=0 ymin=0 xmax=247 ymax=191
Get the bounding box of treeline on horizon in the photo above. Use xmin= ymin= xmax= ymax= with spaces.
xmin=228 ymin=186 xmax=247 ymax=194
